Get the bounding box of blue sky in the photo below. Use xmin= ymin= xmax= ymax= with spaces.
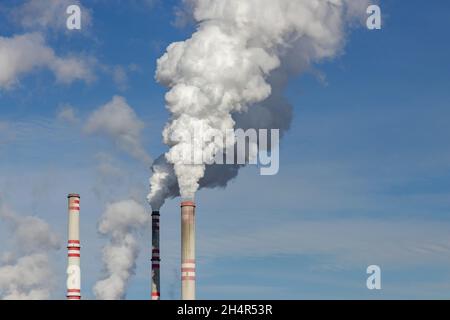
xmin=1 ymin=0 xmax=450 ymax=300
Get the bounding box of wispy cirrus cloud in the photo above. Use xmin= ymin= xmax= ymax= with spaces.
xmin=199 ymin=218 xmax=450 ymax=267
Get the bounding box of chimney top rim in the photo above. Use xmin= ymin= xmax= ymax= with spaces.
xmin=181 ymin=201 xmax=196 ymax=207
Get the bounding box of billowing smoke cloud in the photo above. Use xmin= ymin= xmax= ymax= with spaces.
xmin=85 ymin=96 xmax=152 ymax=165
xmin=0 ymin=203 xmax=60 ymax=300
xmin=148 ymin=0 xmax=370 ymax=206
xmin=94 ymin=199 xmax=148 ymax=300
xmin=147 ymin=154 xmax=178 ymax=210
xmin=148 ymin=154 xmax=242 ymax=210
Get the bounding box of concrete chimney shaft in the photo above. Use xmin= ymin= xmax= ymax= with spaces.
xmin=181 ymin=201 xmax=196 ymax=300
xmin=67 ymin=194 xmax=81 ymax=300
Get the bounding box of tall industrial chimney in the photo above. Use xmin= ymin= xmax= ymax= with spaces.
xmin=151 ymin=211 xmax=160 ymax=300
xmin=181 ymin=201 xmax=196 ymax=300
xmin=66 ymin=194 xmax=81 ymax=300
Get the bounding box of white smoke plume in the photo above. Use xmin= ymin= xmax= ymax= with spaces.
xmin=148 ymin=0 xmax=370 ymax=206
xmin=0 ymin=203 xmax=60 ymax=300
xmin=147 ymin=154 xmax=178 ymax=210
xmin=94 ymin=199 xmax=148 ymax=300
xmin=85 ymin=96 xmax=152 ymax=165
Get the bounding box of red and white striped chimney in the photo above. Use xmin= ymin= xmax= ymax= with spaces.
xmin=151 ymin=211 xmax=161 ymax=300
xmin=181 ymin=201 xmax=196 ymax=300
xmin=66 ymin=194 xmax=81 ymax=300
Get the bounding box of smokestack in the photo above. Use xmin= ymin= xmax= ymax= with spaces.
xmin=66 ymin=194 xmax=81 ymax=300
xmin=151 ymin=211 xmax=160 ymax=300
xmin=181 ymin=201 xmax=196 ymax=300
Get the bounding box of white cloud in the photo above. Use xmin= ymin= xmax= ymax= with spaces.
xmin=172 ymin=0 xmax=195 ymax=28
xmin=99 ymin=64 xmax=141 ymax=92
xmin=50 ymin=55 xmax=96 ymax=84
xmin=0 ymin=254 xmax=54 ymax=300
xmin=0 ymin=203 xmax=60 ymax=256
xmin=84 ymin=96 xmax=151 ymax=164
xmin=0 ymin=203 xmax=60 ymax=300
xmin=112 ymin=66 xmax=129 ymax=91
xmin=0 ymin=33 xmax=95 ymax=89
xmin=11 ymin=0 xmax=92 ymax=33
xmin=56 ymin=104 xmax=79 ymax=124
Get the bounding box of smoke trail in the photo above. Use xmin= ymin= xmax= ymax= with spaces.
xmin=149 ymin=0 xmax=370 ymax=206
xmin=0 ymin=203 xmax=60 ymax=300
xmin=94 ymin=199 xmax=147 ymax=300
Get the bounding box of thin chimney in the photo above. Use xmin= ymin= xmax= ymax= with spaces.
xmin=181 ymin=201 xmax=196 ymax=300
xmin=66 ymin=194 xmax=81 ymax=300
xmin=151 ymin=211 xmax=161 ymax=300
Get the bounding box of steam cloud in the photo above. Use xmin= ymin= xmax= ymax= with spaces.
xmin=0 ymin=203 xmax=60 ymax=300
xmin=94 ymin=199 xmax=147 ymax=300
xmin=148 ymin=0 xmax=370 ymax=207
xmin=147 ymin=154 xmax=178 ymax=210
